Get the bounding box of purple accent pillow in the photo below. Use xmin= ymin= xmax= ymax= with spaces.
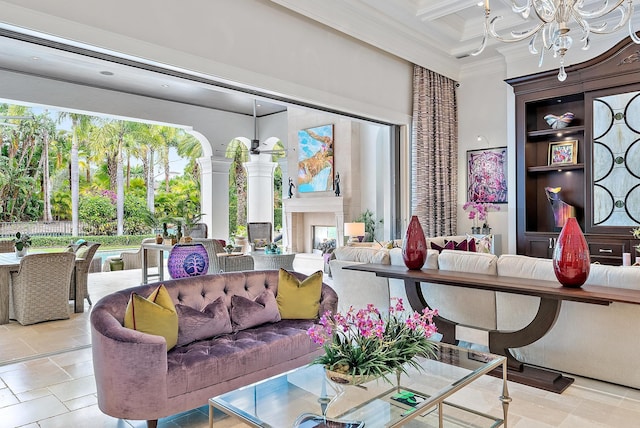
xmin=468 ymin=238 xmax=477 ymax=252
xmin=175 ymin=297 xmax=232 ymax=346
xmin=230 ymin=290 xmax=281 ymax=331
xmin=452 ymin=239 xmax=468 ymax=251
xmin=430 ymin=241 xmax=456 ymax=253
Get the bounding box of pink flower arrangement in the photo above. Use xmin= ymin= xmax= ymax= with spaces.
xmin=307 ymin=298 xmax=438 ymax=382
xmin=463 ymin=201 xmax=500 ymax=225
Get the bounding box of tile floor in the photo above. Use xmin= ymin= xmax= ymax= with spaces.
xmin=0 ymin=255 xmax=639 ymax=427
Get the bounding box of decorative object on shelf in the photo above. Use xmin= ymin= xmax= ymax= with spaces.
xmin=467 ymin=147 xmax=508 ymax=203
xmin=471 ymin=0 xmax=640 ymax=81
xmin=548 ymin=140 xmax=578 ymax=166
xmin=288 ymin=177 xmax=295 ymax=198
xmin=307 ymin=298 xmax=438 ymax=386
xmin=544 ymin=112 xmax=574 ymax=129
xmin=552 ymin=217 xmax=590 ymax=288
xmin=463 ymin=202 xmax=500 ymax=235
xmin=545 ymin=187 xmax=576 ymax=229
xmin=402 ymin=216 xmax=427 ymax=270
xmin=167 ymin=243 xmax=209 ymax=279
xmin=155 ymin=234 xmax=163 ymax=244
xmin=13 ymin=232 xmax=31 ymax=258
xmin=343 ymin=222 xmax=365 ymax=244
xmin=297 ymin=124 xmax=334 ymax=193
xmin=334 ymin=172 xmax=341 ymax=197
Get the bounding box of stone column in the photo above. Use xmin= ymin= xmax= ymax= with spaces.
xmin=244 ymin=159 xmax=277 ymax=226
xmin=197 ymin=156 xmax=232 ymax=240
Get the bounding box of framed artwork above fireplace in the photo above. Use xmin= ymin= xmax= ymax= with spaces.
xmin=297 ymin=124 xmax=334 ymax=193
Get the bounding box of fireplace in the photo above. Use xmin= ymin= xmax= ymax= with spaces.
xmin=312 ymin=226 xmax=337 ymax=254
xmin=282 ymin=197 xmax=346 ymax=253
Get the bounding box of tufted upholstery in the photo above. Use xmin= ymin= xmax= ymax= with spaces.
xmin=90 ymin=269 xmax=338 ymax=424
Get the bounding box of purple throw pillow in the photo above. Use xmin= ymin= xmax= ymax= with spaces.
xmin=430 ymin=241 xmax=455 ymax=253
xmin=230 ymin=290 xmax=281 ymax=331
xmin=175 ymin=297 xmax=232 ymax=346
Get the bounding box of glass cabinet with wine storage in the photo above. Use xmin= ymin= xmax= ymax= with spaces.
xmin=508 ymin=35 xmax=640 ymax=265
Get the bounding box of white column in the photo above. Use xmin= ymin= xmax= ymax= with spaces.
xmin=278 ymin=158 xmax=289 ymax=249
xmin=198 ymin=156 xmax=232 ymax=240
xmin=244 ymin=159 xmax=277 ymax=226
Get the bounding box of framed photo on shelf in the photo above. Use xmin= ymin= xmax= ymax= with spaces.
xmin=548 ymin=140 xmax=578 ymax=166
xmin=466 ymin=146 xmax=508 ymax=203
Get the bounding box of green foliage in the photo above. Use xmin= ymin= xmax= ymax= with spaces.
xmin=124 ymin=194 xmax=155 ymax=234
xmin=355 ymin=209 xmax=383 ymax=242
xmin=29 ymin=235 xmax=155 ymax=248
xmin=79 ymin=194 xmax=117 ymax=235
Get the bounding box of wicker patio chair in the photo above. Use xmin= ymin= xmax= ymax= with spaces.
xmin=10 ymin=252 xmax=76 ymax=325
xmin=0 ymin=240 xmax=14 ymax=253
xmin=191 ymin=238 xmax=254 ymax=273
xmin=247 ymin=222 xmax=273 ymax=249
xmin=119 ymin=238 xmax=159 ymax=270
xmin=69 ymin=242 xmax=101 ymax=313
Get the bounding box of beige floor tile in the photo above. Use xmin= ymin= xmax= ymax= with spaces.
xmin=47 ymin=375 xmax=96 ymax=402
xmin=0 ymin=394 xmax=68 ymax=427
xmin=37 ymin=403 xmax=132 ymax=428
xmin=16 ymin=387 xmax=51 ymax=402
xmin=0 ymin=386 xmax=19 ymax=408
xmin=1 ymin=359 xmax=72 ymax=395
xmin=64 ymin=392 xmax=98 ymax=411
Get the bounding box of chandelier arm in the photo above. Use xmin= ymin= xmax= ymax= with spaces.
xmin=529 ymin=1 xmax=557 ymax=24
xmin=574 ymin=0 xmax=625 ymax=19
xmin=489 ymin=17 xmax=545 ymax=43
xmin=509 ymin=0 xmax=533 ymax=15
xmin=630 ymin=18 xmax=640 ymax=44
xmin=587 ymin=5 xmax=631 ymax=34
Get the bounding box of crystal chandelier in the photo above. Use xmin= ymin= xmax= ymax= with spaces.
xmin=472 ymin=0 xmax=640 ymax=81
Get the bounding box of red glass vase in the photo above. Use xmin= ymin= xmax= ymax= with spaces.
xmin=402 ymin=215 xmax=427 ymax=270
xmin=552 ymin=217 xmax=590 ymax=288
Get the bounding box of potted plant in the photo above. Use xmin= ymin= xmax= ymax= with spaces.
xmin=13 ymin=232 xmax=32 ymax=258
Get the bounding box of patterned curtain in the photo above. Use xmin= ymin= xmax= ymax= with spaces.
xmin=411 ymin=65 xmax=458 ymax=237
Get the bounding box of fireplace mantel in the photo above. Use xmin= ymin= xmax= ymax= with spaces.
xmin=283 ymin=197 xmax=346 ymax=253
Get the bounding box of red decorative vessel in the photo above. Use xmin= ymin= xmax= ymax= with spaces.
xmin=552 ymin=217 xmax=590 ymax=288
xmin=402 ymin=216 xmax=427 ymax=270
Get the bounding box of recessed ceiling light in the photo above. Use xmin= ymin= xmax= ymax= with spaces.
xmin=100 ymin=71 xmax=114 ymax=76
xmin=161 ymin=84 xmax=169 ymax=88
xmin=31 ymin=56 xmax=39 ymax=61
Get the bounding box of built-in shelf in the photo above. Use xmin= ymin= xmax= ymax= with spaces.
xmin=527 ymin=126 xmax=585 ymax=138
xmin=527 ymin=163 xmax=585 ymax=173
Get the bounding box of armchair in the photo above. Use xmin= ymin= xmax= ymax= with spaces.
xmin=0 ymin=240 xmax=13 ymax=253
xmin=69 ymin=242 xmax=101 ymax=313
xmin=247 ymin=222 xmax=272 ymax=249
xmin=10 ymin=252 xmax=76 ymax=325
xmin=103 ymin=238 xmax=159 ymax=271
xmin=191 ymin=238 xmax=254 ymax=273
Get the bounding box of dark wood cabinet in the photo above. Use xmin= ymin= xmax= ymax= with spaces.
xmin=508 ymin=35 xmax=640 ymax=263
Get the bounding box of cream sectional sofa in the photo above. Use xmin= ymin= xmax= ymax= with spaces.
xmin=330 ymin=242 xmax=640 ymax=389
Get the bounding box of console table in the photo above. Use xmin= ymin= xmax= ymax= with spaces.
xmin=344 ymin=263 xmax=640 ymax=393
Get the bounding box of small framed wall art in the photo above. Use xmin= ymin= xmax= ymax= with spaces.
xmin=548 ymin=140 xmax=578 ymax=166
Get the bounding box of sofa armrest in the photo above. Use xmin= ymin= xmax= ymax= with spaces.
xmin=90 ymin=307 xmax=170 ymax=418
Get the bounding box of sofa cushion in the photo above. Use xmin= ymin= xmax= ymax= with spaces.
xmin=124 ymin=284 xmax=179 ymax=350
xmin=175 ymin=297 xmax=232 ymax=347
xmin=438 ymin=250 xmax=498 ymax=274
xmin=277 ymin=269 xmax=323 ymax=319
xmin=231 ymin=290 xmax=281 ymax=331
xmin=333 ymin=246 xmax=390 ymax=264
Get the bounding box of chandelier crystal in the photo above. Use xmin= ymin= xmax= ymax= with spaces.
xmin=472 ymin=0 xmax=640 ymax=81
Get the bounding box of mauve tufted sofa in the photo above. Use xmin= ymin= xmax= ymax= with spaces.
xmin=90 ymin=270 xmax=338 ymax=428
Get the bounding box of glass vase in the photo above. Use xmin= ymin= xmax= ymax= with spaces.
xmin=402 ymin=215 xmax=427 ymax=270
xmin=552 ymin=217 xmax=590 ymax=288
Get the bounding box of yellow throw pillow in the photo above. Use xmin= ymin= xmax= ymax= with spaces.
xmin=276 ymin=269 xmax=323 ymax=319
xmin=124 ymin=284 xmax=178 ymax=351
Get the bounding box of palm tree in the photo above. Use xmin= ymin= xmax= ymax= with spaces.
xmin=57 ymin=112 xmax=93 ymax=236
xmin=225 ymin=139 xmax=250 ymax=233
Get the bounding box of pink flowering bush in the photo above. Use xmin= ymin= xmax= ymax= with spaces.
xmin=307 ymin=298 xmax=438 ymax=383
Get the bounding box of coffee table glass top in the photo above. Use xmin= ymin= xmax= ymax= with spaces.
xmin=209 ymin=342 xmax=508 ymax=428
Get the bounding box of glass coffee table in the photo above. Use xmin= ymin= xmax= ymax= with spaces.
xmin=208 ymin=342 xmax=510 ymax=427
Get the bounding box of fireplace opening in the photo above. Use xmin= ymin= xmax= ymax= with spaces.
xmin=312 ymin=226 xmax=337 ymax=254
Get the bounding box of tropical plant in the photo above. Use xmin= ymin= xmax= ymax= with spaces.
xmin=13 ymin=232 xmax=32 ymax=251
xmin=307 ymin=298 xmax=438 ymax=384
xmin=355 ymin=209 xmax=383 ymax=242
